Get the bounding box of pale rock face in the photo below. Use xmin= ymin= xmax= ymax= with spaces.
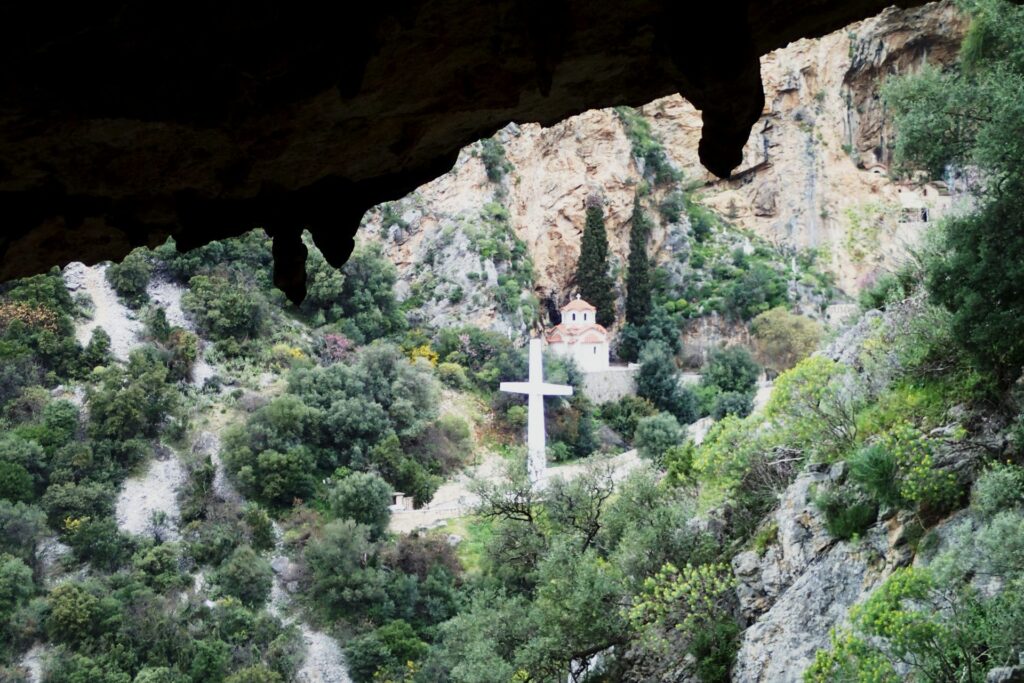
xmin=642 ymin=1 xmax=967 ymax=293
xmin=731 ymin=468 xmax=914 ymax=682
xmin=358 ymin=2 xmax=964 ymax=332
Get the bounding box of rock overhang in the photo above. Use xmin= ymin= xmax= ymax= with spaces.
xmin=0 ymin=0 xmax=929 ymax=301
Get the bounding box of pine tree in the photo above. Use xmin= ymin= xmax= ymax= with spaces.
xmin=625 ymin=193 xmax=652 ymax=326
xmin=576 ymin=194 xmax=616 ymax=327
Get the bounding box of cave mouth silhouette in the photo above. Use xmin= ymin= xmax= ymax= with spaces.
xmin=0 ymin=1 xmax=927 ymax=301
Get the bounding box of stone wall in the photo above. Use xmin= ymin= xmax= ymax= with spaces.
xmin=580 ymin=366 xmax=637 ymax=403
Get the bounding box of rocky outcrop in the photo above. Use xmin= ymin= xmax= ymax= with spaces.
xmin=731 ymin=466 xmax=915 ymax=682
xmin=643 ymin=1 xmax=967 ymax=293
xmin=355 ymin=2 xmax=964 ymax=338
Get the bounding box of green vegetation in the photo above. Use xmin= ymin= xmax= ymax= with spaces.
xmin=576 ymin=194 xmax=616 ymax=327
xmin=614 ymin=106 xmax=680 ymax=185
xmin=625 ymin=192 xmax=653 ymax=326
xmin=750 ymin=306 xmax=823 ymax=374
xmin=884 ymin=0 xmax=1024 ymax=385
xmin=106 ymin=248 xmax=152 ymax=307
xmin=479 ymin=138 xmax=513 ymax=183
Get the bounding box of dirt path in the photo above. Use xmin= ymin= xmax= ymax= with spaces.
xmin=389 ymin=449 xmax=644 ymax=534
xmin=115 ymin=448 xmax=186 ymax=540
xmin=265 ymin=522 xmax=352 ymax=683
xmin=63 ymin=262 xmax=142 ymax=362
xmin=147 ymin=277 xmax=216 ymax=385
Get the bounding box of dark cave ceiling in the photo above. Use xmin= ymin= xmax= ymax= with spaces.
xmin=0 ymin=0 xmax=928 ymax=301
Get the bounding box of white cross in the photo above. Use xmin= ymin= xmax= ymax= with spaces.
xmin=500 ymin=338 xmax=573 ymax=487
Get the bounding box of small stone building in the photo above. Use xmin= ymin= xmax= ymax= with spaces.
xmin=545 ymin=297 xmax=609 ymax=372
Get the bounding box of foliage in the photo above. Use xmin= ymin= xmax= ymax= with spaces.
xmin=337 ymin=244 xmax=406 ymax=343
xmin=616 ymin=304 xmax=681 ymax=363
xmin=767 ymin=356 xmax=862 ymax=461
xmin=153 ymin=231 xmax=274 ymax=286
xmin=598 ymin=395 xmax=658 ymax=441
xmin=106 ymin=249 xmax=151 ymax=308
xmin=345 ymin=619 xmax=428 ymax=683
xmin=750 ymin=307 xmax=823 ymax=374
xmin=87 ymin=347 xmax=177 ymax=463
xmin=479 ymin=138 xmax=513 ymax=183
xmin=881 ymin=423 xmax=959 ymax=518
xmin=328 ymin=471 xmax=392 ymax=539
xmin=302 ymin=240 xmax=346 ymax=323
xmin=636 ymin=341 xmax=697 ymax=423
xmin=710 ymin=391 xmax=754 ymax=420
xmin=722 ymin=263 xmax=789 ymax=321
xmin=702 ymin=346 xmax=760 ymax=394
xmin=884 ymin=0 xmax=1024 ymax=384
xmin=576 ymin=196 xmax=616 ymax=327
xmin=811 ymin=484 xmax=877 ymax=540
xmin=436 ymin=362 xmax=468 ymax=389
xmin=634 ymin=413 xmax=682 ymax=465
xmin=627 ymin=562 xmax=738 ymax=682
xmin=847 ymin=443 xmax=902 ymax=508
xmin=625 ymin=193 xmax=653 ymax=326
xmin=214 ymin=545 xmax=273 ymax=608
xmin=182 ymin=274 xmax=267 ymax=342
xmin=614 ymin=107 xmax=680 ymax=185
xmin=806 ymin=566 xmax=1024 ymax=683
xmin=971 ymin=462 xmax=1024 ymax=517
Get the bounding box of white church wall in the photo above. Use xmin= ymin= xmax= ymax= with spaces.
xmin=580 ymin=365 xmax=637 ymax=403
xmin=574 ymin=342 xmax=609 ymax=372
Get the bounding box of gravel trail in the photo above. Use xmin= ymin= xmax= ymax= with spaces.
xmin=63 ymin=262 xmax=142 ymax=361
xmin=265 ymin=522 xmax=353 ymax=683
xmin=147 ymin=277 xmax=216 ymax=385
xmin=115 ymin=448 xmax=186 ymax=539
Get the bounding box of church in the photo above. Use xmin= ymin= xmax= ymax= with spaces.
xmin=545 ymin=296 xmax=610 ymax=372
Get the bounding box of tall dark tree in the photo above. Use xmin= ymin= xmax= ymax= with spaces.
xmin=625 ymin=193 xmax=653 ymax=326
xmin=576 ymin=194 xmax=615 ymax=327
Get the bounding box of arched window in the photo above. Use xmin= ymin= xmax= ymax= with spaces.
xmin=572 ymin=313 xmax=576 ymax=321
xmin=583 ymin=312 xmax=587 ymax=321
xmin=592 ymin=346 xmax=596 ymax=354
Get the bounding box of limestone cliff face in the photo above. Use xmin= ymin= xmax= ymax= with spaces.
xmin=644 ymin=1 xmax=966 ymax=292
xmin=360 ymin=1 xmax=965 ymax=331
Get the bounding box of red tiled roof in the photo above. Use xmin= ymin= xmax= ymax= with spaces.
xmin=545 ymin=322 xmax=607 ymax=345
xmin=561 ymin=298 xmax=596 ymax=312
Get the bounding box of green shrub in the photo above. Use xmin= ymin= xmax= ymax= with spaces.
xmin=182 ymin=275 xmax=266 ymax=342
xmin=971 ymin=463 xmax=1024 ymax=517
xmin=767 ymin=356 xmax=861 ymax=461
xmin=345 ymin=619 xmax=428 ymax=683
xmin=223 ymin=666 xmax=282 ymax=683
xmin=663 ymin=443 xmax=696 ymax=486
xmin=635 ymin=413 xmax=683 ymax=465
xmin=105 ymin=249 xmax=151 ymax=308
xmin=882 ymin=423 xmax=959 ymax=518
xmin=702 ymin=346 xmax=761 ymax=394
xmin=328 ymin=471 xmax=393 ymax=539
xmin=812 ymin=485 xmax=877 ymax=540
xmin=636 ymin=341 xmax=698 ymax=423
xmin=599 ymin=395 xmax=658 ymax=441
xmin=213 ymin=545 xmax=273 ymax=608
xmin=480 ymin=138 xmax=513 ymax=183
xmin=847 ymin=444 xmax=901 ymax=508
xmin=976 ymin=510 xmax=1024 ymax=577
xmin=710 ymin=391 xmax=754 ymax=419
xmin=437 ymin=361 xmax=469 ymax=389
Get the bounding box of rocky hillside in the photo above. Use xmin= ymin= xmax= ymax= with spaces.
xmin=357 ymin=0 xmax=966 ymax=333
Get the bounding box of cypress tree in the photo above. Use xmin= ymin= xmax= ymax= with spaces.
xmin=625 ymin=193 xmax=652 ymax=326
xmin=576 ymin=194 xmax=616 ymax=327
